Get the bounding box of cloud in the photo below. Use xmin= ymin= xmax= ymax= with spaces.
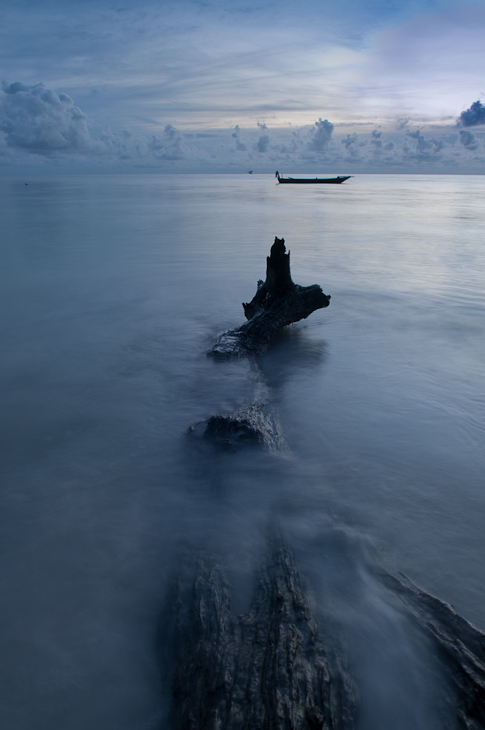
xmin=255 ymin=122 xmax=269 ymax=153
xmin=341 ymin=133 xmax=357 ymax=150
xmin=405 ymin=129 xmax=445 ymax=158
xmin=371 ymin=129 xmax=383 ymax=153
xmin=148 ymin=124 xmax=185 ymax=160
xmin=0 ymin=80 xmax=191 ymax=165
xmin=0 ymin=81 xmax=92 ymax=154
xmin=307 ymin=118 xmax=334 ymax=153
xmin=459 ymin=129 xmax=479 ymax=151
xmin=98 ymin=125 xmax=147 ymax=160
xmin=459 ymin=100 xmax=485 ymax=127
xmin=0 ymin=80 xmax=189 ymax=164
xmin=340 ymin=132 xmax=366 ymax=161
xmin=232 ymin=125 xmax=247 ymax=152
xmin=338 ymin=128 xmax=397 ymax=164
xmin=275 ymin=132 xmax=299 ymax=155
xmin=0 ymin=78 xmax=482 ymax=174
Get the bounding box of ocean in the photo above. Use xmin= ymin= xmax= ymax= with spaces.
xmin=1 ymin=173 xmax=484 ymax=729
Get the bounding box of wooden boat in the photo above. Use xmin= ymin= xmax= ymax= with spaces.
xmin=275 ymin=171 xmax=352 ymax=184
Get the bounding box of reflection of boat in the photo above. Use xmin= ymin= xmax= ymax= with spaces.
xmin=275 ymin=171 xmax=352 ymax=184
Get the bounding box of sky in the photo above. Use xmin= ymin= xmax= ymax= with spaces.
xmin=1 ymin=0 xmax=484 ymax=173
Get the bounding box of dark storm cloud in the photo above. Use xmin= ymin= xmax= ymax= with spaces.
xmin=459 ymin=100 xmax=485 ymax=127
xmin=0 ymin=81 xmax=91 ymax=153
xmin=459 ymin=129 xmax=479 ymax=151
xmin=307 ymin=118 xmax=334 ymax=153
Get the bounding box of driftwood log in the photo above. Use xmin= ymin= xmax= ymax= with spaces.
xmin=210 ymin=237 xmax=330 ymax=359
xmin=164 ymin=541 xmax=357 ymax=730
xmin=382 ymin=571 xmax=485 ymax=730
xmin=190 ymin=237 xmax=330 ymax=450
xmin=163 ymin=542 xmax=485 ymax=730
xmin=189 ymin=401 xmax=287 ymax=452
xmin=176 ymin=236 xmax=485 ymax=728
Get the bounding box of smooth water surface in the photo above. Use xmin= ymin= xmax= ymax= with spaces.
xmin=1 ymin=174 xmax=484 ymax=729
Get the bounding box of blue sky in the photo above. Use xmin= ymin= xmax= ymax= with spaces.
xmin=1 ymin=0 xmax=484 ymax=173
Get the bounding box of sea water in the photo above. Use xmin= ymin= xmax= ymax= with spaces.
xmin=0 ymin=173 xmax=484 ymax=729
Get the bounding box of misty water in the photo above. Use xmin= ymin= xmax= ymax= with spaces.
xmin=1 ymin=173 xmax=484 ymax=729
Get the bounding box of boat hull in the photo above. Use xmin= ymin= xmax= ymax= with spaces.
xmin=277 ymin=176 xmax=351 ymax=184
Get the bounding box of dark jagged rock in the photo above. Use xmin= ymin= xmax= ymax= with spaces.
xmin=210 ymin=238 xmax=330 ymax=359
xmin=381 ymin=571 xmax=485 ymax=730
xmin=165 ymin=544 xmax=357 ymax=730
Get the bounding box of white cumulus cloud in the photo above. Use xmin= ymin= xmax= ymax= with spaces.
xmin=0 ymin=81 xmax=92 ymax=154
xmin=307 ymin=118 xmax=334 ymax=153
xmin=255 ymin=122 xmax=270 ymax=153
xmin=232 ymin=125 xmax=247 ymax=152
xmin=149 ymin=124 xmax=186 ymax=160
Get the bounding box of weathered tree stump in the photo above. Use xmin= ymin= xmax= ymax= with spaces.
xmin=210 ymin=237 xmax=330 ymax=359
